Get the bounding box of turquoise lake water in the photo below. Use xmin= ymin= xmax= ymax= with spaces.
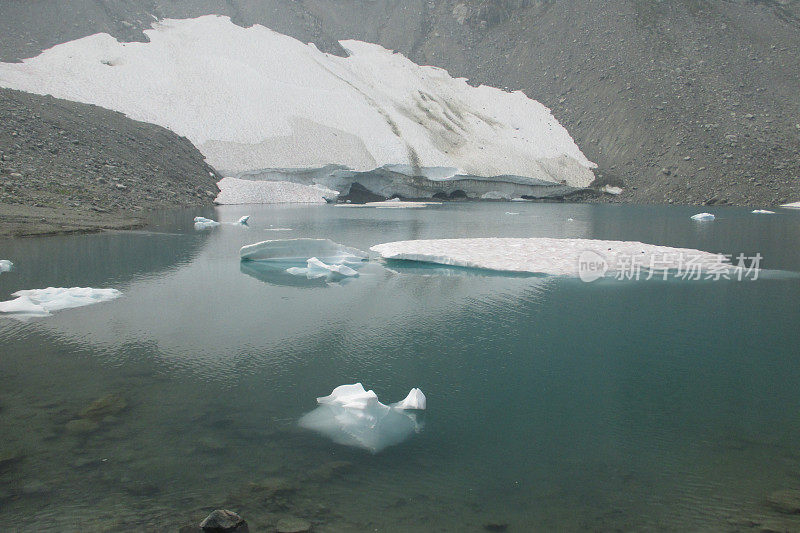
xmin=1 ymin=202 xmax=799 ymax=531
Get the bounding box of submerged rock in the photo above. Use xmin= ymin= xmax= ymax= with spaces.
xmin=199 ymin=509 xmax=248 ymax=532
xmin=766 ymin=489 xmax=800 ymax=514
xmin=65 ymin=418 xmax=100 ymax=435
xmin=80 ymin=393 xmax=127 ymax=421
xmin=276 ymin=517 xmax=312 ymax=533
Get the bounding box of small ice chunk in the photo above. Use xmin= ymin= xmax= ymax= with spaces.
xmin=0 ymin=287 xmax=121 ymax=318
xmin=300 ymin=383 xmax=425 ymax=453
xmin=0 ymin=260 xmax=12 ymax=273
xmin=234 ymin=215 xmax=250 ymax=225
xmin=505 ymin=212 xmax=519 ymax=215
xmin=690 ymin=212 xmax=715 ymax=221
xmin=392 ymin=388 xmax=427 ymax=410
xmin=286 ymin=257 xmax=359 ymax=279
xmin=194 ymin=216 xmax=221 ymax=229
xmin=751 ymin=209 xmax=775 ymax=214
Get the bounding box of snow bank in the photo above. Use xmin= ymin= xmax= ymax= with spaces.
xmin=690 ymin=213 xmax=715 ymax=221
xmin=0 ymin=15 xmax=595 ymax=199
xmin=299 ymin=383 xmax=425 ymax=453
xmin=336 ymin=200 xmax=441 ymax=209
xmin=0 ymin=260 xmax=12 ymax=273
xmin=0 ymin=287 xmax=121 ymax=318
xmin=214 ymin=177 xmax=338 ymax=205
xmin=371 ymin=238 xmax=733 ymax=278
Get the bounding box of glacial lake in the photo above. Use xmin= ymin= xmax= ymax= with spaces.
xmin=1 ymin=202 xmax=800 ymax=532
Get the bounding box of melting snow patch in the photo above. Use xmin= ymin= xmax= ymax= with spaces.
xmin=194 ymin=216 xmax=221 ymax=230
xmin=0 ymin=260 xmax=12 ymax=273
xmin=0 ymin=287 xmax=121 ymax=318
xmin=371 ymin=237 xmax=733 ymax=278
xmin=690 ymin=212 xmax=715 ymax=221
xmin=299 ymin=383 xmax=425 ymax=453
xmin=214 ymin=177 xmax=338 ymax=205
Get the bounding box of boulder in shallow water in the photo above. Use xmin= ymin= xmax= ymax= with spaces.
xmin=199 ymin=509 xmax=248 ymax=532
xmin=766 ymin=489 xmax=800 ymax=514
xmin=80 ymin=393 xmax=127 ymax=421
xmin=276 ymin=517 xmax=312 ymax=533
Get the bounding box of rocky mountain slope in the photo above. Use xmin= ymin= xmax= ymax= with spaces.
xmin=0 ymin=0 xmax=798 ymax=217
xmin=0 ymin=88 xmax=219 ymax=237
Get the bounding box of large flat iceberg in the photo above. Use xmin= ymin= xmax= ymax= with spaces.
xmin=0 ymin=15 xmax=595 ymax=200
xmin=0 ymin=287 xmax=121 ymax=318
xmin=299 ymin=383 xmax=426 ymax=453
xmin=371 ymin=238 xmax=735 ymax=279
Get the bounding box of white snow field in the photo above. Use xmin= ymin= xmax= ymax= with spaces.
xmin=0 ymin=287 xmax=121 ymax=318
xmin=0 ymin=260 xmax=12 ymax=273
xmin=0 ymin=15 xmax=595 ymax=200
xmin=371 ymin=238 xmax=735 ymax=278
xmin=299 ymin=383 xmax=425 ymax=453
xmin=214 ymin=177 xmax=339 ymax=205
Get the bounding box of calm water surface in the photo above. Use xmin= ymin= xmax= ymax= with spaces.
xmin=1 ymin=202 xmax=799 ymax=531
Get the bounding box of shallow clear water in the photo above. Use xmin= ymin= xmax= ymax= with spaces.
xmin=1 ymin=202 xmax=800 ymax=532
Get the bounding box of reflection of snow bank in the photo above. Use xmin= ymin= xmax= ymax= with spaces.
xmin=286 ymin=257 xmax=359 ymax=279
xmin=215 ymin=177 xmax=338 ymax=205
xmin=371 ymin=237 xmax=732 ymax=277
xmin=194 ymin=216 xmax=220 ymax=230
xmin=0 ymin=287 xmax=121 ymax=318
xmin=690 ymin=212 xmax=715 ymax=221
xmin=0 ymin=260 xmax=12 ymax=273
xmin=0 ymin=15 xmax=594 ymax=199
xmin=300 ymin=383 xmax=425 ymax=453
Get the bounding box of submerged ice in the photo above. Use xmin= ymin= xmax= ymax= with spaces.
xmin=0 ymin=287 xmax=121 ymax=318
xmin=299 ymin=383 xmax=426 ymax=453
xmin=241 ymin=239 xmax=369 ymax=284
xmin=0 ymin=260 xmax=12 ymax=273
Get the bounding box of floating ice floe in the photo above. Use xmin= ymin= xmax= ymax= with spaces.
xmin=0 ymin=260 xmax=12 ymax=273
xmin=0 ymin=287 xmax=121 ymax=318
xmin=240 ymin=238 xmax=368 ymax=264
xmin=0 ymin=15 xmax=594 ymax=200
xmin=214 ymin=177 xmax=338 ymax=205
xmin=299 ymin=383 xmax=426 ymax=453
xmin=751 ymin=209 xmax=775 ymax=214
xmin=780 ymin=201 xmax=800 ymax=209
xmin=194 ymin=216 xmax=221 ymax=230
xmin=286 ymin=257 xmax=359 ymax=280
xmin=371 ymin=237 xmax=735 ymax=279
xmin=690 ymin=212 xmax=716 ymax=221
xmin=505 ymin=212 xmax=520 ymax=215
xmin=234 ymin=215 xmax=250 ymax=225
xmin=241 ymin=239 xmax=369 ymax=285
